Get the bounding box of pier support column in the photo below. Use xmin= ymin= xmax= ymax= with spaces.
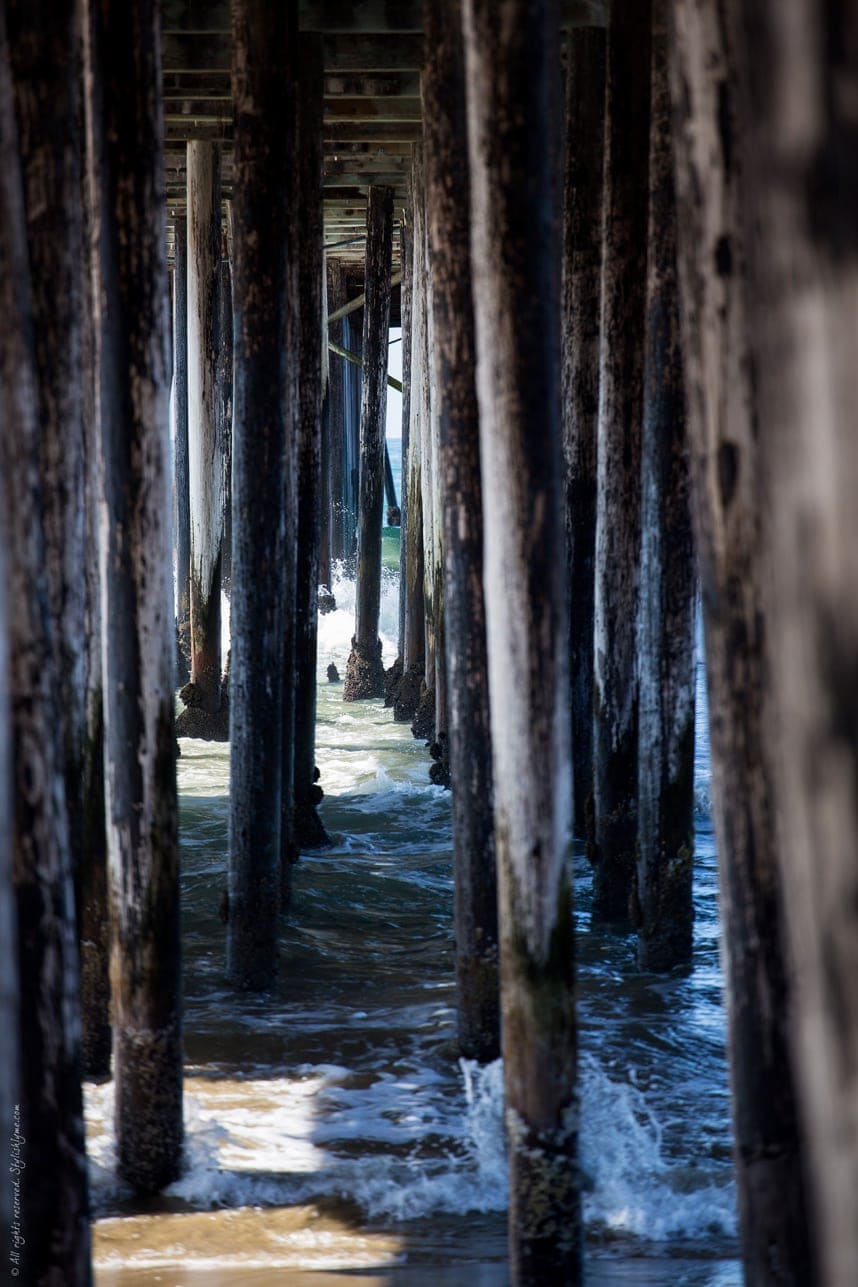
xmin=9 ymin=0 xmax=87 ymax=895
xmin=293 ymin=35 xmax=328 ymax=848
xmin=173 ymin=219 xmax=191 ymax=679
xmin=562 ymin=26 xmax=605 ymax=837
xmin=228 ymin=0 xmax=292 ymax=989
xmin=81 ymin=164 xmax=110 ymax=1079
xmin=186 ymin=140 xmax=223 ymax=713
xmin=396 ymin=153 xmax=427 ymax=725
xmin=634 ymin=0 xmax=696 ymax=972
xmin=327 ymin=259 xmax=348 ymax=565
xmin=397 ymin=214 xmax=413 ymax=661
xmin=85 ymin=0 xmax=182 ymax=1196
xmin=737 ymin=2 xmax=858 ymax=1283
xmin=668 ymin=2 xmax=815 ymax=1281
xmin=0 ymin=530 xmax=17 ymax=1251
xmin=343 ymin=185 xmax=394 ymax=701
xmin=217 ymin=228 xmax=233 ymax=593
xmin=463 ymin=0 xmax=579 ymax=1280
xmin=591 ymin=0 xmax=652 ymax=924
xmin=1 ymin=7 xmax=91 ymax=1272
xmin=424 ymin=0 xmax=498 ymax=1060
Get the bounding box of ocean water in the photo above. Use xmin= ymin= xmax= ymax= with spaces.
xmin=88 ymin=567 xmax=740 ymax=1285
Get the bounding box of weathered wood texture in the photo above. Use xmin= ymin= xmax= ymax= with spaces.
xmin=343 ymin=184 xmax=394 ymax=700
xmin=292 ymin=36 xmax=329 ymax=846
xmin=173 ymin=219 xmax=191 ymax=659
xmin=423 ymin=0 xmax=498 ymax=1059
xmin=85 ymin=0 xmax=182 ymax=1196
xmin=319 ymin=262 xmax=333 ymax=591
xmin=396 ymin=155 xmax=426 ymax=722
xmin=187 ymin=140 xmax=223 ymax=711
xmin=668 ymin=2 xmax=815 ymax=1282
xmin=736 ymin=3 xmax=858 ymax=1284
xmin=426 ymin=221 xmax=448 ymax=756
xmin=81 ymin=125 xmax=110 ymax=1079
xmin=591 ymin=0 xmax=652 ymax=923
xmin=228 ymin=0 xmax=292 ymax=989
xmin=561 ymin=26 xmax=604 ymax=836
xmin=1 ymin=7 xmax=91 ymax=1279
xmin=413 ymin=144 xmax=436 ymax=700
xmin=8 ymin=0 xmax=87 ymax=909
xmin=462 ymin=0 xmax=579 ymax=1280
xmin=327 ymin=258 xmax=349 ymax=561
xmin=634 ymin=0 xmax=695 ymax=972
xmin=0 ymin=528 xmax=17 ymax=1252
xmin=216 ymin=230 xmax=233 ymax=590
xmin=397 ymin=211 xmax=412 ymax=657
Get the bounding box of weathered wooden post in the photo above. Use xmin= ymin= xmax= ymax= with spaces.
xmin=186 ymin=139 xmax=223 ymax=713
xmin=413 ymin=146 xmax=439 ymax=741
xmin=462 ymin=0 xmax=578 ymax=1279
xmin=228 ymin=0 xmax=292 ymax=989
xmin=634 ymin=0 xmax=696 ymax=972
xmin=395 ymin=155 xmax=427 ymax=724
xmin=397 ymin=213 xmax=413 ymax=660
xmin=80 ymin=147 xmax=110 ymax=1079
xmin=1 ymin=5 xmax=92 ymax=1276
xmin=343 ymin=185 xmax=394 ymax=701
xmin=327 ymin=258 xmax=348 ymax=564
xmin=423 ymin=0 xmax=498 ymax=1060
xmin=293 ymin=35 xmax=328 ymax=848
xmin=319 ymin=259 xmax=333 ymax=595
xmin=591 ymin=0 xmax=652 ymax=923
xmin=0 ymin=531 xmax=17 ymax=1255
xmin=173 ymin=218 xmax=191 ymax=677
xmin=84 ymin=0 xmax=182 ymax=1194
xmin=733 ymin=3 xmax=858 ymax=1284
xmin=668 ymin=2 xmax=815 ymax=1281
xmin=217 ymin=226 xmax=233 ymax=593
xmin=562 ymin=26 xmax=605 ymax=837
xmin=8 ymin=0 xmax=87 ymax=903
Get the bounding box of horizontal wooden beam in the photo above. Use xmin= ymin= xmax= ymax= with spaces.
xmin=322 ymin=97 xmax=421 ymax=122
xmin=165 ymin=97 xmax=421 ymax=122
xmin=162 ymin=1 xmax=606 ymax=34
xmin=328 ymin=338 xmax=403 ymax=392
xmin=167 ymin=119 xmax=422 ymax=143
xmin=163 ymin=33 xmax=424 ymax=73
xmin=328 ymin=271 xmax=403 ymax=323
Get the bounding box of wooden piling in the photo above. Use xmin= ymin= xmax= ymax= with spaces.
xmin=562 ymin=26 xmax=605 ymax=837
xmin=80 ymin=156 xmax=110 ymax=1079
xmin=668 ymin=2 xmax=815 ymax=1280
xmin=173 ymin=219 xmax=191 ymax=677
xmin=84 ymin=0 xmax=182 ymax=1195
xmin=462 ymin=0 xmax=579 ymax=1279
xmin=634 ymin=0 xmax=696 ymax=973
xmin=327 ymin=258 xmax=349 ymax=564
xmin=733 ymin=2 xmax=858 ymax=1283
xmin=228 ymin=0 xmax=292 ymax=989
xmin=0 ymin=532 xmax=17 ymax=1250
xmin=8 ymin=0 xmax=88 ymax=909
xmin=187 ymin=139 xmax=223 ymax=713
xmin=423 ymin=0 xmax=498 ymax=1060
xmin=1 ymin=7 xmax=91 ymax=1276
xmin=217 ymin=229 xmax=233 ymax=592
xmin=343 ymin=185 xmax=394 ymax=701
xmin=591 ymin=0 xmax=652 ymax=923
xmin=397 ymin=212 xmax=413 ymax=659
xmin=293 ymin=35 xmax=329 ymax=848
xmin=396 ymin=154 xmax=427 ymax=724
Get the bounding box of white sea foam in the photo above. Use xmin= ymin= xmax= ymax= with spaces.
xmin=85 ymin=1051 xmax=736 ymax=1240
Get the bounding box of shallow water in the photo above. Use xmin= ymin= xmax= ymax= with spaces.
xmin=88 ymin=566 xmax=742 ymax=1285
